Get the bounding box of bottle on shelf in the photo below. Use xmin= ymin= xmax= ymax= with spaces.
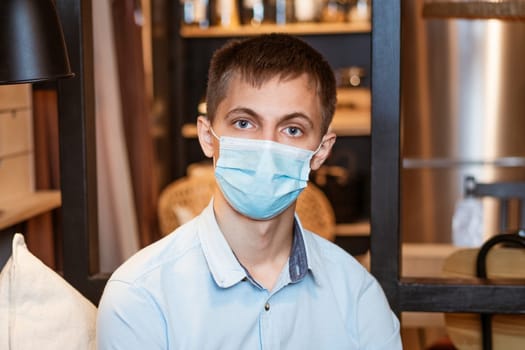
xmin=294 ymin=0 xmax=322 ymax=22
xmin=239 ymin=0 xmax=293 ymax=26
xmin=348 ymin=0 xmax=371 ymax=23
xmin=336 ymin=66 xmax=366 ymax=88
xmin=181 ymin=0 xmax=210 ymax=28
xmin=239 ymin=0 xmax=266 ymax=25
xmin=274 ymin=0 xmax=294 ymax=25
xmin=321 ymin=0 xmax=350 ymax=23
xmin=212 ymin=0 xmax=240 ymax=27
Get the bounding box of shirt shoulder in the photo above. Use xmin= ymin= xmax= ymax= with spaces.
xmin=304 ymin=231 xmax=401 ymax=349
xmin=108 ymin=217 xmax=201 ymax=285
xmin=305 ymin=231 xmax=368 ymax=279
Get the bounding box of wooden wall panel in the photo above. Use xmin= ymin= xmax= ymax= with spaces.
xmin=0 ymin=84 xmax=34 ymax=199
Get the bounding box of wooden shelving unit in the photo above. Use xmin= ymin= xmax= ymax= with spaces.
xmin=331 ymin=108 xmax=370 ymax=136
xmin=180 ymin=21 xmax=371 ymax=38
xmin=0 ymin=190 xmax=61 ymax=230
xmin=0 ymin=81 xmax=61 ymax=232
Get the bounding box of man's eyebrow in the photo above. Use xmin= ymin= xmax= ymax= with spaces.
xmin=281 ymin=112 xmax=314 ymax=128
xmin=224 ymin=107 xmax=260 ymax=119
xmin=224 ymin=108 xmax=314 ymax=128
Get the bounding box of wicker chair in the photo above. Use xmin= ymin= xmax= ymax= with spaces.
xmin=158 ymin=171 xmax=336 ymax=241
xmin=295 ymin=181 xmax=336 ymax=241
xmin=157 ymin=175 xmax=216 ymax=235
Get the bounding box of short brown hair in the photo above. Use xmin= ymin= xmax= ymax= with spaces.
xmin=206 ymin=33 xmax=336 ymax=135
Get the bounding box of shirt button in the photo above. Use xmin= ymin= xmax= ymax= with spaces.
xmin=264 ymin=302 xmax=270 ymax=311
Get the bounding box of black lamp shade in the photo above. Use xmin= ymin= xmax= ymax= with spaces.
xmin=0 ymin=0 xmax=74 ymax=84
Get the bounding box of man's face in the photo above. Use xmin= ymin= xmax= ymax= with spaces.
xmin=211 ymin=73 xmax=325 ymax=152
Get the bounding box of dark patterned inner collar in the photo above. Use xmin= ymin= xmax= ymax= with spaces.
xmin=288 ymin=218 xmax=309 ymax=283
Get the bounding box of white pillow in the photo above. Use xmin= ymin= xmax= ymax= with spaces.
xmin=0 ymin=233 xmax=96 ymax=349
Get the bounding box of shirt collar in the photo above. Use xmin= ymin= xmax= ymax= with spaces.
xmin=293 ymin=214 xmax=323 ymax=287
xmin=197 ymin=200 xmax=322 ymax=289
xmin=198 ymin=201 xmax=247 ymax=288
xmin=288 ymin=218 xmax=309 ymax=282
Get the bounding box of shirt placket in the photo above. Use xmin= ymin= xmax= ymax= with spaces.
xmin=259 ymin=294 xmax=277 ymax=350
xmin=259 ymin=265 xmax=293 ymax=350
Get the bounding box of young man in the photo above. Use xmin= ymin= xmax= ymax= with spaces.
xmin=97 ymin=33 xmax=401 ymax=349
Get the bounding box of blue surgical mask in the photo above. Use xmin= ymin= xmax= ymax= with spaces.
xmin=210 ymin=128 xmax=322 ymax=220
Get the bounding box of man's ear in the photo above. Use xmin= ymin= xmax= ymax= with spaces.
xmin=197 ymin=116 xmax=215 ymax=158
xmin=310 ymin=132 xmax=336 ymax=171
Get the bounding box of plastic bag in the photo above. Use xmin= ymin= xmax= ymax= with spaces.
xmin=452 ymin=197 xmax=484 ymax=247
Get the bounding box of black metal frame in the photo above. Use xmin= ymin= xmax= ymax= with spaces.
xmin=465 ymin=175 xmax=525 ymax=230
xmin=370 ymin=0 xmax=525 ymax=319
xmin=56 ymin=0 xmax=108 ymax=305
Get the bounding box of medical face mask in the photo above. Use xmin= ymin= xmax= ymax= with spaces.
xmin=210 ymin=128 xmax=322 ymax=220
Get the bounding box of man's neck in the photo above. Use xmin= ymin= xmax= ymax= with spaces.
xmin=213 ymin=191 xmax=295 ymax=290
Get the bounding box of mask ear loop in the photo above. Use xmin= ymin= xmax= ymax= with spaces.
xmin=312 ymin=135 xmax=327 ymax=156
xmin=209 ymin=126 xmax=221 ymax=141
xmin=208 ymin=127 xmax=221 ymax=168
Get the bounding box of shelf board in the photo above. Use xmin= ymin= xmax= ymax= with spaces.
xmin=331 ymin=108 xmax=370 ymax=136
xmin=0 ymin=190 xmax=61 ymax=230
xmin=402 ymin=243 xmax=460 ymax=278
xmin=335 ymin=221 xmax=370 ymax=236
xmin=181 ymin=123 xmax=198 ymax=138
xmin=180 ymin=21 xmax=371 ymax=38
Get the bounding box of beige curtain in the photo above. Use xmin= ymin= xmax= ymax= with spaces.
xmin=111 ymin=0 xmax=160 ymax=247
xmin=93 ymin=0 xmax=140 ymax=272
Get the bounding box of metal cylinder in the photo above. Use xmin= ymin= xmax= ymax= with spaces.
xmin=401 ymin=0 xmax=525 ymax=243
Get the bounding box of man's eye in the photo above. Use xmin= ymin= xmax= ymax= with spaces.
xmin=234 ymin=119 xmax=252 ymax=129
xmin=284 ymin=126 xmax=303 ymax=137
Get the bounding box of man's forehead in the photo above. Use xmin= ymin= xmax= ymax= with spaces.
xmin=229 ymin=69 xmax=316 ymax=89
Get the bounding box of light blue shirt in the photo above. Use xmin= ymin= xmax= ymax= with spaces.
xmin=97 ymin=202 xmax=401 ymax=349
